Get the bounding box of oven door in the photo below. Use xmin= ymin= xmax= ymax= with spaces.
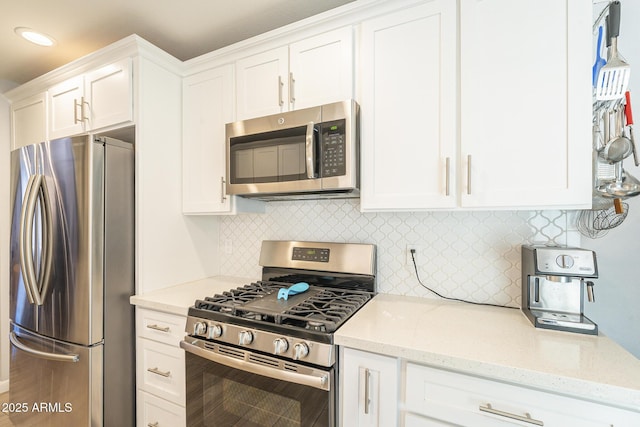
xmin=182 ymin=339 xmax=334 ymax=427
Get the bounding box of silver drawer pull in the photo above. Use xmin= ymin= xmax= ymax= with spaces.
xmin=147 ymin=367 xmax=171 ymax=378
xmin=146 ymin=324 xmax=170 ymax=333
xmin=147 ymin=423 xmax=159 ymax=427
xmin=479 ymin=403 xmax=544 ymax=426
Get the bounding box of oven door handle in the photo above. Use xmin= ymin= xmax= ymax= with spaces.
xmin=180 ymin=339 xmax=331 ymax=391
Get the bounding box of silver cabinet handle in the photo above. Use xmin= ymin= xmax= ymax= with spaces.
xmin=10 ymin=332 xmax=79 ymax=363
xmin=363 ymin=368 xmax=371 ymax=415
xmin=147 ymin=367 xmax=171 ymax=378
xmin=445 ymin=157 xmax=451 ymax=196
xmin=289 ymin=72 xmax=295 ymax=104
xmin=74 ymin=97 xmax=89 ymax=123
xmin=220 ymin=176 xmax=227 ymax=204
xmin=466 ymin=154 xmax=472 ymax=195
xmin=146 ymin=324 xmax=170 ymax=333
xmin=278 ymin=75 xmax=284 ymax=107
xmin=74 ymin=98 xmax=82 ymax=124
xmin=479 ymin=403 xmax=544 ymax=426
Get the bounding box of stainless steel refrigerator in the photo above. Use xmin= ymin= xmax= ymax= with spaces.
xmin=9 ymin=135 xmax=135 ymax=426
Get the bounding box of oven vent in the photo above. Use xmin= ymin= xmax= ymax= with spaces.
xmin=213 ymin=343 xmax=245 ymax=360
xmin=283 ymin=362 xmax=299 ymax=372
xmin=248 ymin=353 xmax=288 ymax=370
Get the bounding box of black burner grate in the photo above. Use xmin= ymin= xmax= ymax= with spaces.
xmin=193 ymin=281 xmax=372 ymax=333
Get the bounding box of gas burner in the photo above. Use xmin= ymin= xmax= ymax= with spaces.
xmin=306 ymin=320 xmax=327 ymax=332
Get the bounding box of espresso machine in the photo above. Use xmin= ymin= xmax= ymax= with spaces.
xmin=521 ymin=245 xmax=599 ymax=335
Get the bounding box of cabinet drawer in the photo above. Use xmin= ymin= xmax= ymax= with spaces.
xmin=136 ymin=308 xmax=185 ymax=346
xmin=137 ymin=390 xmax=185 ymax=427
xmin=137 ymin=338 xmax=185 ymax=405
xmin=404 ymin=363 xmax=640 ymax=426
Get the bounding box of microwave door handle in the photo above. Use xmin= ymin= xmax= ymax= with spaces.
xmin=305 ymin=122 xmax=316 ymax=179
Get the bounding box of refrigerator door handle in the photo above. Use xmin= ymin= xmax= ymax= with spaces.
xmin=9 ymin=332 xmax=80 ymax=363
xmin=18 ymin=174 xmax=53 ymax=306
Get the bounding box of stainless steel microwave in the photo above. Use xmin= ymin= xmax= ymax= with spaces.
xmin=225 ymin=100 xmax=359 ymax=200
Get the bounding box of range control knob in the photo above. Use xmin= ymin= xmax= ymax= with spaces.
xmin=193 ymin=322 xmax=207 ymax=336
xmin=293 ymin=342 xmax=309 ymax=360
xmin=273 ymin=338 xmax=289 ymax=355
xmin=238 ymin=330 xmax=253 ymax=346
xmin=208 ymin=324 xmax=223 ymax=339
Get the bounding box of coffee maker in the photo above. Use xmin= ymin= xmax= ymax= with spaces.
xmin=521 ymin=245 xmax=598 ymax=335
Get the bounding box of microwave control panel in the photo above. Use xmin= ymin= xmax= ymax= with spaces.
xmin=321 ymin=119 xmax=346 ymax=177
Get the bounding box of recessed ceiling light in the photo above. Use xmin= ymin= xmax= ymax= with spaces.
xmin=14 ymin=27 xmax=56 ymax=47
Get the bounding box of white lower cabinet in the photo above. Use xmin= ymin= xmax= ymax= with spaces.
xmin=340 ymin=348 xmax=640 ymax=427
xmin=135 ymin=308 xmax=186 ymax=427
xmin=137 ymin=390 xmax=186 ymax=427
xmin=403 ymin=363 xmax=640 ymax=427
xmin=340 ymin=347 xmax=399 ymax=426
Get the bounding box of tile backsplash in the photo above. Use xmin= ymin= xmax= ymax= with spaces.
xmin=218 ymin=199 xmax=576 ymax=308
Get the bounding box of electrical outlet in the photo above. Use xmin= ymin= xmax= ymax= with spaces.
xmin=223 ymin=239 xmax=233 ymax=255
xmin=406 ymin=244 xmax=419 ymax=266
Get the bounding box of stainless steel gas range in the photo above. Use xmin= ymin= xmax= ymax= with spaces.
xmin=181 ymin=240 xmax=376 ymax=427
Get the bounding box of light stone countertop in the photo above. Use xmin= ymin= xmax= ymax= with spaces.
xmin=129 ymin=275 xmax=254 ymax=316
xmin=129 ymin=279 xmax=640 ymax=411
xmin=334 ymin=293 xmax=640 ymax=411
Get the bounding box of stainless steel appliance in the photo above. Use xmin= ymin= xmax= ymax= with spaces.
xmin=9 ymin=136 xmax=135 ymax=426
xmin=181 ymin=240 xmax=376 ymax=426
xmin=521 ymin=245 xmax=598 ymax=335
xmin=225 ymin=100 xmax=359 ymax=200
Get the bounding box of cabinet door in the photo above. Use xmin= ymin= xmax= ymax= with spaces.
xmin=183 ymin=66 xmax=235 ymax=213
xmin=11 ymin=92 xmax=47 ymax=149
xmin=359 ymin=1 xmax=457 ymax=211
xmin=289 ymin=26 xmax=354 ymax=110
xmin=341 ymin=348 xmax=398 ymax=427
xmin=183 ymin=66 xmax=264 ymax=215
xmin=85 ymin=57 xmax=133 ymax=130
xmin=236 ymin=46 xmax=288 ymax=120
xmin=460 ymin=0 xmax=591 ymax=208
xmin=48 ymin=75 xmax=84 ymax=139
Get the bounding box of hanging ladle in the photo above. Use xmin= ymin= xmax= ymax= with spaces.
xmin=602 ymin=108 xmax=633 ymax=163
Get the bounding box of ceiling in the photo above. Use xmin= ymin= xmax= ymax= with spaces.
xmin=0 ymin=0 xmax=355 ymax=86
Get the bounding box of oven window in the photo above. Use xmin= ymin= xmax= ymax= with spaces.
xmin=186 ymin=352 xmax=332 ymax=427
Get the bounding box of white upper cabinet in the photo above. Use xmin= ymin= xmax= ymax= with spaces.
xmin=11 ymin=92 xmax=47 ymax=149
xmin=360 ymin=0 xmax=591 ymax=211
xmin=235 ymin=26 xmax=354 ymax=120
xmin=235 ymin=46 xmax=289 ymax=120
xmin=459 ymin=0 xmax=591 ymax=209
xmin=48 ymin=58 xmax=133 ymax=139
xmin=360 ymin=0 xmax=457 ymax=210
xmin=289 ymin=26 xmax=354 ymax=111
xmin=182 ymin=65 xmax=264 ymax=215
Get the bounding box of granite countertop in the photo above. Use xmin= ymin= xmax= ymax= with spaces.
xmin=129 ymin=275 xmax=254 ymax=316
xmin=334 ymin=293 xmax=640 ymax=411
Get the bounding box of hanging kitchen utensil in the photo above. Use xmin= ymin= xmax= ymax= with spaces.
xmin=576 ymin=196 xmax=629 ymax=238
xmin=593 ymin=25 xmax=606 ymax=88
xmin=595 ymin=1 xmax=630 ymax=101
xmin=602 ymin=108 xmax=633 ymax=163
xmin=624 ymin=91 xmax=639 ymax=166
xmin=597 ymin=162 xmax=640 ymax=198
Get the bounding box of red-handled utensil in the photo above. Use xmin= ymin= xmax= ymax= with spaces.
xmin=624 ymin=91 xmax=639 ymax=166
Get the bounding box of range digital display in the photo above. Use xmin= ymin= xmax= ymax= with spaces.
xmin=292 ymin=247 xmax=330 ymax=262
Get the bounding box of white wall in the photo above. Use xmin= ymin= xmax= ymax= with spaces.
xmin=0 ymin=79 xmax=18 ymax=392
xmin=582 ymin=1 xmax=640 ymax=358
